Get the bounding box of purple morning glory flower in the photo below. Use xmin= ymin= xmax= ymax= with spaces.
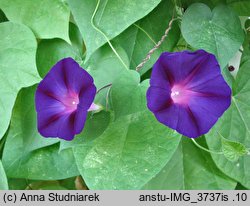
xmin=35 ymin=58 xmax=96 ymax=141
xmin=147 ymin=50 xmax=231 ymax=138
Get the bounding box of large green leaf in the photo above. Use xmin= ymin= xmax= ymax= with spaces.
xmin=0 ymin=160 xmax=8 ymax=190
xmin=3 ymin=143 xmax=79 ymax=180
xmin=181 ymin=3 xmax=244 ymax=68
xmin=0 ymin=0 xmax=70 ymax=41
xmin=205 ymin=60 xmax=250 ymax=189
xmin=114 ymin=0 xmax=180 ymax=73
xmin=2 ymin=86 xmax=79 ymax=180
xmin=143 ymin=138 xmax=237 ymax=189
xmin=73 ymin=71 xmax=181 ymax=189
xmin=0 ymin=22 xmax=40 ymax=140
xmin=74 ymin=112 xmax=181 ymax=189
xmin=67 ymin=0 xmax=162 ymax=60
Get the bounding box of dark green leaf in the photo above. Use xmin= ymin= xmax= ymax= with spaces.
xmin=36 ymin=39 xmax=81 ymax=78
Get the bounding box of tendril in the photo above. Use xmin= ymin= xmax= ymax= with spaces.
xmin=191 ymin=138 xmax=223 ymax=155
xmin=133 ymin=23 xmax=157 ymax=45
xmin=96 ymin=83 xmax=112 ymax=94
xmin=91 ymin=0 xmax=129 ymax=70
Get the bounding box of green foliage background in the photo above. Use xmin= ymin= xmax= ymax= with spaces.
xmin=0 ymin=0 xmax=249 ymax=190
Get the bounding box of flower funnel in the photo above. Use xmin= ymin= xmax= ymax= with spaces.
xmin=35 ymin=58 xmax=96 ymax=140
xmin=147 ymin=50 xmax=231 ymax=138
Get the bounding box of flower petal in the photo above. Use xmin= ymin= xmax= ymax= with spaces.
xmin=146 ymin=86 xmax=171 ymax=112
xmin=78 ymin=85 xmax=97 ymax=110
xmin=154 ymin=104 xmax=180 ymax=131
xmin=74 ymin=109 xmax=88 ymax=134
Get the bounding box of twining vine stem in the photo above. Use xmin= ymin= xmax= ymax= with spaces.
xmin=135 ymin=17 xmax=178 ymax=72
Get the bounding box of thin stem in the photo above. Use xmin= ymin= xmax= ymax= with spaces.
xmin=191 ymin=138 xmax=223 ymax=155
xmin=96 ymin=83 xmax=112 ymax=94
xmin=106 ymin=86 xmax=112 ymax=111
xmin=136 ymin=17 xmax=177 ymax=72
xmin=91 ymin=0 xmax=129 ymax=70
xmin=133 ymin=23 xmax=157 ymax=45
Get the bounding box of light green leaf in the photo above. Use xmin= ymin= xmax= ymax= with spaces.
xmin=143 ymin=138 xmax=237 ymax=189
xmin=67 ymin=0 xmax=162 ymax=60
xmin=73 ymin=71 xmax=181 ymax=189
xmin=221 ymin=138 xmax=248 ymax=162
xmin=2 ymin=86 xmax=79 ymax=180
xmin=6 ymin=86 xmax=58 ymax=153
xmin=0 ymin=22 xmax=40 ymax=140
xmin=3 ymin=141 xmax=79 ymax=180
xmin=0 ymin=0 xmax=70 ymax=42
xmin=86 ymin=45 xmax=129 ymax=89
xmin=181 ymin=3 xmax=244 ymax=68
xmin=74 ymin=112 xmax=181 ymax=189
xmin=111 ymin=71 xmax=148 ymax=119
xmin=206 ymin=60 xmax=250 ymax=189
xmin=114 ymin=0 xmax=180 ymax=73
xmin=0 ymin=160 xmax=8 ymax=190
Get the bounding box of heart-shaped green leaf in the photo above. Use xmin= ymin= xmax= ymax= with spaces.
xmin=181 ymin=3 xmax=244 ymax=68
xmin=221 ymin=138 xmax=248 ymax=162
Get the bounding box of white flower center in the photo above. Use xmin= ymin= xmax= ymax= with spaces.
xmin=171 ymin=91 xmax=180 ymax=97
